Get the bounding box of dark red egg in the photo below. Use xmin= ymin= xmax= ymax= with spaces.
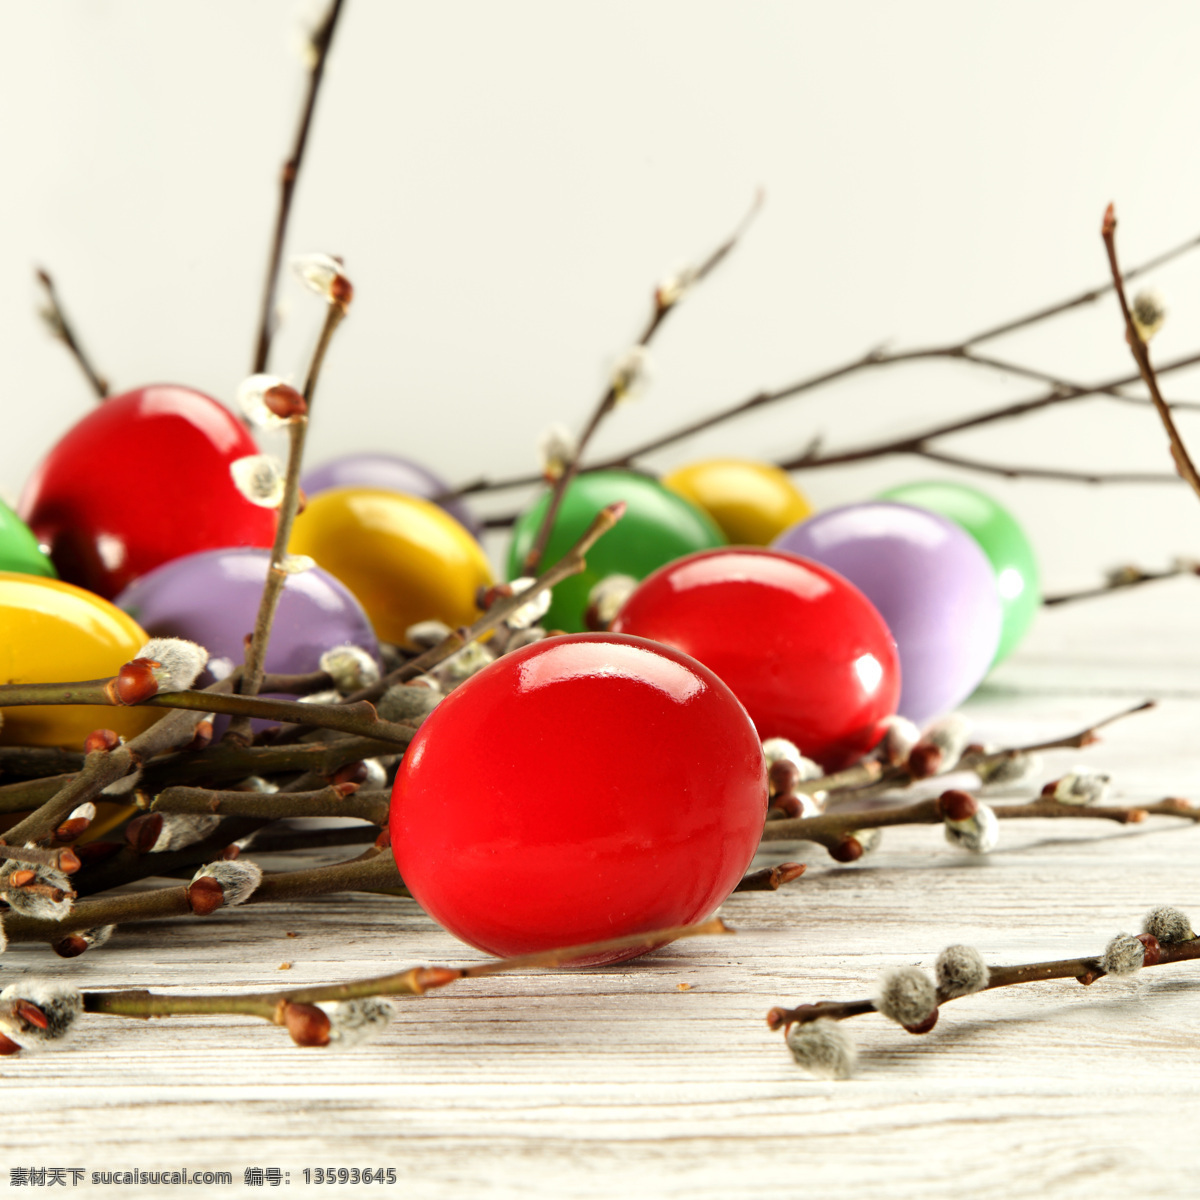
xmin=19 ymin=385 xmax=277 ymax=598
xmin=612 ymin=548 xmax=900 ymax=770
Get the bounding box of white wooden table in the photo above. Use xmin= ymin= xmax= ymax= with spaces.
xmin=7 ymin=579 xmax=1200 ymax=1199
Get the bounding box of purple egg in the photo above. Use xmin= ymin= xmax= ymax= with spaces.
xmin=116 ymin=548 xmax=379 ymax=730
xmin=301 ymin=453 xmax=481 ymax=539
xmin=774 ymin=502 xmax=1001 ymax=726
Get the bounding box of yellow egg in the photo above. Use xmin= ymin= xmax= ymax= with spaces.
xmin=662 ymin=459 xmax=813 ymax=545
xmin=289 ymin=487 xmax=494 ymax=645
xmin=0 ymin=572 xmax=161 ymax=747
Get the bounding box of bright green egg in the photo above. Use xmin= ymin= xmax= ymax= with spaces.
xmin=0 ymin=498 xmax=56 ymax=578
xmin=878 ymin=480 xmax=1040 ymax=665
xmin=508 ymin=470 xmax=726 ymax=632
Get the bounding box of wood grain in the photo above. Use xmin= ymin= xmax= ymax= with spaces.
xmin=5 ymin=578 xmax=1200 ymax=1198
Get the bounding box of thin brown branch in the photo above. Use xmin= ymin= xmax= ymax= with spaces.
xmin=790 ymin=700 xmax=1155 ymax=802
xmin=79 ymin=918 xmax=730 ymax=1023
xmin=34 ymin=268 xmax=109 ymax=398
xmin=1044 ymin=562 xmax=1199 ymax=607
xmin=446 ymin=228 xmax=1200 ymax=501
xmin=519 ymin=193 xmax=762 ymax=574
xmin=1102 ymin=204 xmax=1200 ymax=503
xmin=767 ymin=930 xmax=1200 ymax=1032
xmin=733 ymin=862 xmax=807 ymax=892
xmin=251 ymin=0 xmax=346 ymax=374
xmin=231 ymin=294 xmax=348 ymax=743
xmin=0 ymin=680 xmax=416 ymax=748
xmin=350 ymin=500 xmax=626 ymax=701
xmin=3 ymin=853 xmax=402 ymax=944
xmin=152 ymin=785 xmax=389 ymax=826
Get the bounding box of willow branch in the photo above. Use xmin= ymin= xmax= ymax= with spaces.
xmin=1102 ymin=204 xmax=1200 ymax=503
xmin=80 ymin=918 xmax=731 ymax=1022
xmin=760 ymin=793 xmax=1198 ymax=848
xmin=153 ymin=785 xmax=389 ymax=826
xmin=790 ymin=700 xmax=1155 ymax=801
xmin=3 ymin=854 xmax=401 ymax=944
xmin=767 ymin=931 xmax=1200 ymax=1031
xmin=34 ymin=268 xmax=109 ymax=398
xmin=448 ymin=228 xmax=1200 ymax=500
xmin=520 ymin=193 xmax=762 ymax=574
xmin=347 ymin=500 xmax=626 ymax=704
xmin=1044 ymin=561 xmax=1199 ymax=607
xmin=250 ymin=0 xmax=346 ymax=374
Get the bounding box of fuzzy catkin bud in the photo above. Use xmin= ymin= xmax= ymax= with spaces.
xmin=291 ymin=252 xmax=347 ymax=304
xmin=0 ymin=861 xmax=73 ymax=921
xmin=585 ymin=575 xmax=638 ymax=631
xmin=377 ymin=683 xmax=442 ymax=725
xmin=502 ymin=577 xmax=552 ymax=631
xmin=975 ymin=750 xmax=1042 ymax=787
xmin=317 ymin=998 xmax=396 ymax=1049
xmin=151 ymin=814 xmax=223 ymax=854
xmin=190 ymin=859 xmax=263 ymax=909
xmin=785 ymin=1018 xmax=856 ymax=1080
xmin=319 ymin=644 xmax=381 ymax=693
xmin=237 ymin=373 xmax=303 ymax=429
xmin=874 ymin=966 xmax=938 ymax=1028
xmin=880 ymin=715 xmax=922 ymax=766
xmin=431 ymin=643 xmax=494 ymax=690
xmin=1131 ymin=288 xmax=1166 ymax=342
xmin=611 ymin=346 xmax=651 ymax=403
xmin=230 ymin=454 xmax=286 ymax=508
xmin=1143 ymin=906 xmax=1195 ymax=944
xmin=134 ymin=638 xmax=208 ymax=693
xmin=1102 ymin=932 xmax=1145 ymax=976
xmin=1053 ymin=770 xmax=1111 ymax=806
xmin=914 ymin=713 xmax=971 ymax=775
xmin=944 ymin=801 xmax=999 ymax=855
xmin=0 ymin=981 xmax=82 ymax=1047
xmin=537 ymin=423 xmax=577 ymax=482
xmin=405 ymin=619 xmax=453 ymax=649
xmin=935 ymin=945 xmax=989 ymax=997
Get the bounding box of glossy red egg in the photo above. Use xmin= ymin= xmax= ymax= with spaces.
xmin=612 ymin=548 xmax=900 ymax=770
xmin=391 ymin=633 xmax=767 ymax=962
xmin=19 ymin=385 xmax=277 ymax=598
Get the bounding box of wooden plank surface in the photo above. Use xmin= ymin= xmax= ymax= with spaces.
xmin=6 ymin=578 xmax=1200 ymax=1198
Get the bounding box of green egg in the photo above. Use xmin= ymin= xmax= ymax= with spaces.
xmin=0 ymin=498 xmax=56 ymax=579
xmin=508 ymin=470 xmax=726 ymax=632
xmin=878 ymin=481 xmax=1040 ymax=666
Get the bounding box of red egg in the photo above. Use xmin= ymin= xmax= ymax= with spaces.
xmin=612 ymin=548 xmax=899 ymax=770
xmin=19 ymin=385 xmax=277 ymax=598
xmin=391 ymin=633 xmax=767 ymax=962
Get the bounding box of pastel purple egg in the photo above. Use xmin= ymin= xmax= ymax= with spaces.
xmin=774 ymin=501 xmax=1001 ymax=726
xmin=116 ymin=548 xmax=379 ymax=727
xmin=301 ymin=453 xmax=481 ymax=539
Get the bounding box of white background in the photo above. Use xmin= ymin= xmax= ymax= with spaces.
xmin=4 ymin=0 xmax=1200 ymax=591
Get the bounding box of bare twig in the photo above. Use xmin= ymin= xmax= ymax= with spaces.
xmin=1044 ymin=561 xmax=1199 ymax=607
xmin=1102 ymin=204 xmax=1200 ymax=503
xmin=230 ymin=290 xmax=349 ymax=743
xmin=250 ymin=0 xmax=347 ymax=374
xmin=34 ymin=268 xmax=109 ymax=399
xmin=78 ymin=918 xmax=731 ymax=1023
xmin=520 ymin=193 xmax=762 ymax=575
